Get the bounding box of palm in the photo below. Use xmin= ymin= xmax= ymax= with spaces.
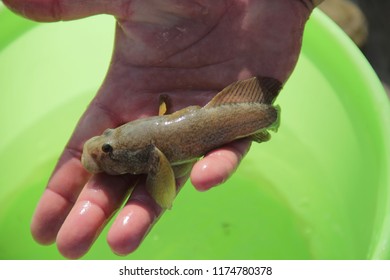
xmin=98 ymin=0 xmax=307 ymax=115
xmin=4 ymin=0 xmax=312 ymax=259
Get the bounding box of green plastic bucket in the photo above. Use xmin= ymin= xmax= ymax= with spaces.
xmin=1 ymin=5 xmax=390 ymax=259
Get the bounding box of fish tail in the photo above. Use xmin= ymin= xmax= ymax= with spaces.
xmin=268 ymin=105 xmax=281 ymax=132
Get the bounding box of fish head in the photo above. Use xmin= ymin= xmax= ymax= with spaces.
xmin=81 ymin=127 xmax=151 ymax=175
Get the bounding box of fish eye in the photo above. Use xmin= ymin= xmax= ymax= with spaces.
xmin=101 ymin=143 xmax=113 ymax=153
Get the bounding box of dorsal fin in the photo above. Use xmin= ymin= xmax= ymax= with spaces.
xmin=204 ymin=76 xmax=282 ymax=108
xmin=257 ymin=76 xmax=283 ymax=104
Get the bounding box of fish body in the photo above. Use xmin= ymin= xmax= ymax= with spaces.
xmin=81 ymin=77 xmax=282 ymax=209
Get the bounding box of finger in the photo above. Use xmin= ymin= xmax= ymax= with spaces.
xmin=107 ymin=175 xmax=189 ymax=256
xmin=56 ymin=173 xmax=136 ymax=259
xmin=190 ymin=139 xmax=252 ymax=191
xmin=2 ymin=0 xmax=124 ymax=21
xmin=30 ymin=151 xmax=90 ymax=245
xmin=31 ymin=105 xmax=119 ymax=245
xmin=106 ymin=182 xmax=161 ymax=256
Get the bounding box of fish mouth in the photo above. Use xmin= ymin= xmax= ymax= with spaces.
xmin=81 ymin=144 xmax=102 ymax=174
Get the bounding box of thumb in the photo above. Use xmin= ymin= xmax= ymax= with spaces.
xmin=2 ymin=0 xmax=126 ymax=22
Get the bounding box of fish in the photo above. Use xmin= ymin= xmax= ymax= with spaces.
xmin=81 ymin=76 xmax=282 ymax=209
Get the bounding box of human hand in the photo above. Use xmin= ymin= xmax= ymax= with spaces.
xmin=4 ymin=0 xmax=315 ymax=259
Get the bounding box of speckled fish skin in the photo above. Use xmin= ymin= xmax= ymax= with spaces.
xmin=83 ymin=102 xmax=277 ymax=173
xmin=81 ymin=76 xmax=282 ymax=209
xmin=82 ymin=77 xmax=280 ymax=175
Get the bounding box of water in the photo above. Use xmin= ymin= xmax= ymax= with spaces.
xmin=0 ymin=92 xmax=312 ymax=259
xmin=0 ymin=87 xmax=379 ymax=259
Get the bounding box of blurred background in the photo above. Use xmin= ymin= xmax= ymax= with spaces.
xmin=319 ymin=0 xmax=390 ymax=96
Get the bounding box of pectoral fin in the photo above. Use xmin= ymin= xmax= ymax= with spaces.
xmin=146 ymin=145 xmax=176 ymax=209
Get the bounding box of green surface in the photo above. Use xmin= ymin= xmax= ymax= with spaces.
xmin=0 ymin=7 xmax=389 ymax=260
